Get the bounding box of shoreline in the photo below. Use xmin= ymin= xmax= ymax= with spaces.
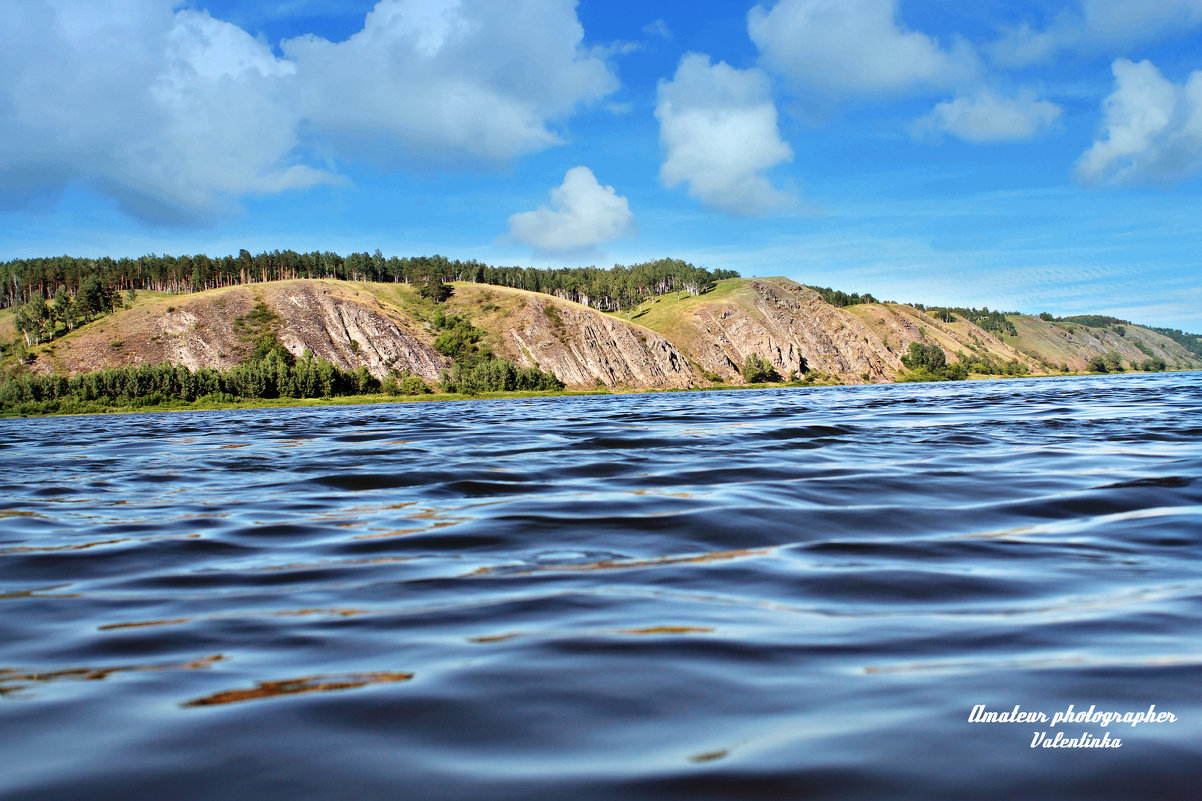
xmin=3 ymin=369 xmax=1193 ymax=420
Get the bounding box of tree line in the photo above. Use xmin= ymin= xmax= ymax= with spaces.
xmin=1058 ymin=314 xmax=1128 ymax=328
xmin=900 ymin=342 xmax=1036 ymax=380
xmin=927 ymin=306 xmax=1018 ymax=337
xmin=1 ymin=251 xmax=738 ymax=316
xmin=808 ymin=286 xmax=880 ymax=307
xmin=0 ymin=350 xmax=378 ymax=416
xmin=12 ymin=277 xmax=126 ymax=347
xmin=1086 ymin=352 xmax=1169 ymax=373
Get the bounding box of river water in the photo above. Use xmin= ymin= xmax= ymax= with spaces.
xmin=2 ymin=372 xmax=1200 ymax=800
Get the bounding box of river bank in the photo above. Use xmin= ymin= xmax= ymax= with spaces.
xmin=5 ymin=369 xmax=1192 ymax=418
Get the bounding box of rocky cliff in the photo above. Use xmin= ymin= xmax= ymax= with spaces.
xmin=440 ymin=284 xmax=699 ymax=389
xmin=36 ymin=282 xmax=448 ymax=382
xmin=24 ymin=277 xmax=1198 ymax=389
xmin=672 ymin=279 xmax=898 ymax=383
xmin=265 ymin=282 xmax=445 ymax=381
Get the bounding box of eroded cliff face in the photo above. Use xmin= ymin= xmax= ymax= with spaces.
xmin=37 ymin=282 xmax=447 ymax=381
xmin=37 ymin=288 xmax=259 ymax=376
xmin=260 ymin=283 xmax=445 ymax=380
xmin=675 ymin=279 xmax=899 ymax=383
xmin=456 ymin=287 xmax=699 ymax=389
xmin=33 ymin=280 xmax=700 ymax=389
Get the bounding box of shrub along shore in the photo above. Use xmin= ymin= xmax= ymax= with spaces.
xmin=0 ymin=357 xmax=839 ymax=417
xmin=5 ymin=364 xmax=1175 ymax=418
xmin=0 ymin=354 xmax=566 ymax=417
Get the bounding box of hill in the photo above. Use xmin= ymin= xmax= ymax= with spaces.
xmin=5 ymin=277 xmax=1198 ymax=394
xmin=1006 ymin=315 xmax=1191 ymax=372
xmin=17 ymin=280 xmax=699 ymax=391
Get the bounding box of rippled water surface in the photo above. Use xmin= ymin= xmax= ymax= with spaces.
xmin=2 ymin=373 xmax=1201 ymax=800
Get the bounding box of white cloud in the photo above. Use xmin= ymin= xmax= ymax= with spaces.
xmin=0 ymin=0 xmax=616 ymax=222
xmin=0 ymin=0 xmax=327 ymax=222
xmin=747 ymin=0 xmax=975 ymax=98
xmin=1077 ymin=59 xmax=1202 ymax=185
xmin=282 ymin=0 xmax=615 ymax=165
xmin=643 ymin=19 xmax=672 ymax=40
xmin=915 ymin=89 xmax=1062 ymax=143
xmin=507 ymin=167 xmax=636 ymax=253
xmin=655 ymin=54 xmax=794 ymax=216
xmin=989 ymin=0 xmax=1202 ymax=67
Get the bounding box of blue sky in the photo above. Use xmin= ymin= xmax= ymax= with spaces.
xmin=2 ymin=0 xmax=1201 ymax=330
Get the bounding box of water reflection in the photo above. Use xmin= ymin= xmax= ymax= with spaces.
xmin=0 ymin=655 xmax=224 ymax=697
xmin=183 ymin=672 xmax=414 ymax=707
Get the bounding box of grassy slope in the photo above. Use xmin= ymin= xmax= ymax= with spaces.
xmin=600 ymin=278 xmax=759 ymax=355
xmin=844 ymin=304 xmax=1196 ymax=374
xmin=1007 ymin=315 xmax=1196 ymax=371
xmin=360 ymin=281 xmax=524 ymax=365
xmin=14 ymin=287 xmax=248 ymax=377
xmin=1 ymin=289 xmax=185 ymax=369
xmin=1008 ymin=315 xmax=1089 ymax=371
xmin=843 ymin=302 xmax=1042 ymax=369
xmin=356 ymin=279 xmax=621 ymax=365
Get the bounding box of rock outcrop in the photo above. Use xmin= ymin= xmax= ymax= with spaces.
xmin=37 ymin=282 xmax=447 ymax=381
xmin=262 ymin=283 xmax=444 ymax=380
xmin=683 ymin=279 xmax=898 ymax=383
xmin=29 ymin=277 xmax=1199 ymax=388
xmin=477 ymin=290 xmax=699 ymax=389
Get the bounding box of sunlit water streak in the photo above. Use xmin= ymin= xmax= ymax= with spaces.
xmin=1 ymin=372 xmax=1200 ymax=800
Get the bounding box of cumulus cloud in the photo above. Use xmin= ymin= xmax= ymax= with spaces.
xmin=283 ymin=0 xmax=616 ymax=164
xmin=0 ymin=0 xmax=326 ymax=222
xmin=1077 ymin=59 xmax=1202 ymax=185
xmin=914 ymin=89 xmax=1062 ymax=143
xmin=747 ymin=0 xmax=975 ymax=98
xmin=507 ymin=167 xmax=636 ymax=253
xmin=655 ymin=54 xmax=794 ymax=216
xmin=989 ymin=0 xmax=1202 ymax=67
xmin=0 ymin=0 xmax=616 ymax=222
